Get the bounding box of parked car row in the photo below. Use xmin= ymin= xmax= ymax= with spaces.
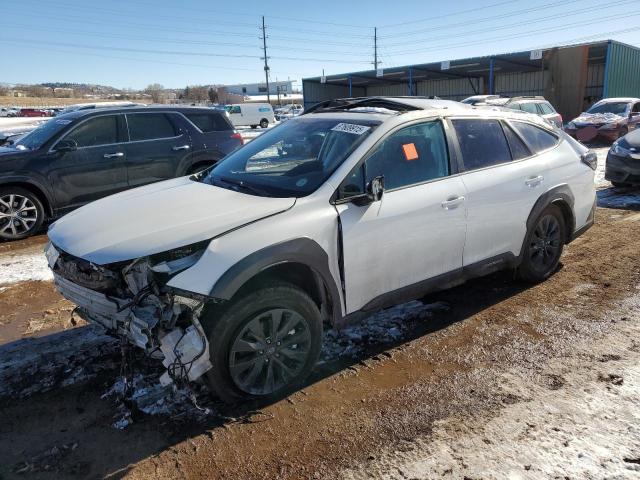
xmin=0 ymin=106 xmax=242 ymax=240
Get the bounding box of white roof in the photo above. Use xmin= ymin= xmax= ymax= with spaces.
xmin=595 ymin=97 xmax=640 ymax=104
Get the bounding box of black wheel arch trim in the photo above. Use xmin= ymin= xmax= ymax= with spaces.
xmin=209 ymin=238 xmax=343 ymax=325
xmin=525 ymin=184 xmax=575 ymax=245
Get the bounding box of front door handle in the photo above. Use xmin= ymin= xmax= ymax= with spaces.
xmin=103 ymin=152 xmax=124 ymax=159
xmin=525 ymin=175 xmax=544 ymax=187
xmin=441 ymin=195 xmax=465 ymax=209
xmin=172 ymin=145 xmax=190 ymax=151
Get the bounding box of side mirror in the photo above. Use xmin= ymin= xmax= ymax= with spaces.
xmin=54 ymin=139 xmax=77 ymax=153
xmin=367 ymin=175 xmax=385 ymax=202
xmin=351 ymin=175 xmax=384 ymax=206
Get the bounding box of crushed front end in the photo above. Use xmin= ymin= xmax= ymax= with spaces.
xmin=45 ymin=241 xmax=214 ymax=386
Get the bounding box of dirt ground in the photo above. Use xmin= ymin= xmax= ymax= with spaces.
xmin=0 ymin=183 xmax=639 ymax=478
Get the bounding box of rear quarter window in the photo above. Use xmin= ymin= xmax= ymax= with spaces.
xmin=127 ymin=113 xmax=177 ymax=141
xmin=185 ymin=113 xmax=231 ymax=132
xmin=452 ymin=119 xmax=512 ymax=171
xmin=510 ymin=121 xmax=559 ymax=153
xmin=519 ymin=103 xmax=538 ymax=114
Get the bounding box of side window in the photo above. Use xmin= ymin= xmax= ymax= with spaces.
xmin=632 ymin=102 xmax=640 ymax=114
xmin=228 ymin=106 xmax=241 ymax=114
xmin=365 ymin=121 xmax=450 ymax=191
xmin=185 ymin=113 xmax=230 ymax=132
xmin=502 ymin=123 xmax=532 ymax=160
xmin=64 ymin=115 xmax=118 ymax=148
xmin=510 ymin=121 xmax=559 ymax=153
xmin=539 ymin=103 xmax=556 ymax=114
xmin=519 ymin=103 xmax=538 ymax=114
xmin=127 ymin=113 xmax=176 ymax=141
xmin=452 ymin=119 xmax=511 ymax=171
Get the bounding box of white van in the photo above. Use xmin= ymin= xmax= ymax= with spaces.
xmin=225 ymin=103 xmax=275 ymax=129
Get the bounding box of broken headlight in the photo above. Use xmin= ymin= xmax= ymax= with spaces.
xmin=149 ymin=240 xmax=210 ymax=277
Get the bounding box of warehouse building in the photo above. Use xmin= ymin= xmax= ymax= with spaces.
xmin=302 ymin=40 xmax=640 ymax=120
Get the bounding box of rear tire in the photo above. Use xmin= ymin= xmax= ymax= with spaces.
xmin=250 ymin=125 xmax=258 ymax=129
xmin=260 ymin=118 xmax=269 ymax=129
xmin=0 ymin=187 xmax=45 ymax=241
xmin=186 ymin=162 xmax=214 ymax=175
xmin=202 ymin=283 xmax=323 ymax=403
xmin=518 ymin=205 xmax=566 ymax=283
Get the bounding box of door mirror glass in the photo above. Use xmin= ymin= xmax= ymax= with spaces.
xmin=367 ymin=175 xmax=385 ymax=202
xmin=54 ymin=139 xmax=78 ymax=153
xmin=351 ymin=175 xmax=384 ymax=206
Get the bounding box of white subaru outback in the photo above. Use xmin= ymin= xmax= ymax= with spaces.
xmin=46 ymin=97 xmax=597 ymax=401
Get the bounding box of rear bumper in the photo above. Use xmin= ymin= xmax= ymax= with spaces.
xmin=605 ymin=152 xmax=640 ymax=185
xmin=569 ymin=198 xmax=595 ymax=243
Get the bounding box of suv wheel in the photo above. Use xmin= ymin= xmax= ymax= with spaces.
xmin=260 ymin=118 xmax=269 ymax=129
xmin=518 ymin=205 xmax=565 ymax=283
xmin=0 ymin=187 xmax=45 ymax=240
xmin=203 ymin=283 xmax=322 ymax=402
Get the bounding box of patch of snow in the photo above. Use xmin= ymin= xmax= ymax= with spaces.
xmin=0 ymin=250 xmax=52 ymax=286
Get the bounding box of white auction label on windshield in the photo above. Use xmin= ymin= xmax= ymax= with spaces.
xmin=331 ymin=123 xmax=371 ymax=135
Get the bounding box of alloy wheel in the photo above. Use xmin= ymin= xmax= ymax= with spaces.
xmin=228 ymin=308 xmax=312 ymax=396
xmin=0 ymin=194 xmax=39 ymax=237
xmin=529 ymin=214 xmax=562 ymax=271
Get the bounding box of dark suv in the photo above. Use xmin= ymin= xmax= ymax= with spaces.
xmin=0 ymin=106 xmax=242 ymax=240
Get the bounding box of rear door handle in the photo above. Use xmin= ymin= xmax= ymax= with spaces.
xmin=172 ymin=145 xmax=190 ymax=151
xmin=441 ymin=195 xmax=465 ymax=209
xmin=103 ymin=152 xmax=124 ymax=159
xmin=525 ymin=175 xmax=544 ymax=187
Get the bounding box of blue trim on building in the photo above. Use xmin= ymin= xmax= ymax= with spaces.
xmin=603 ymin=40 xmax=612 ymax=98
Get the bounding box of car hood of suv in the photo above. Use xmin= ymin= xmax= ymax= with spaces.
xmin=48 ymin=176 xmax=296 ymax=265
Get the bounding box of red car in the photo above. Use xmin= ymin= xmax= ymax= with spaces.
xmin=18 ymin=108 xmax=49 ymax=117
xmin=565 ymin=97 xmax=640 ymax=143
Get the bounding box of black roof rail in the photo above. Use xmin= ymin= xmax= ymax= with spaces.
xmin=303 ymin=96 xmax=423 ymax=115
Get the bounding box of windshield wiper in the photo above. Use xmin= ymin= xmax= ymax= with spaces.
xmin=214 ymin=176 xmax=273 ymax=197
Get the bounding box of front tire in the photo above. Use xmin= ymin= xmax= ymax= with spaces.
xmin=518 ymin=205 xmax=566 ymax=283
xmin=260 ymin=118 xmax=269 ymax=129
xmin=0 ymin=187 xmax=45 ymax=240
xmin=203 ymin=283 xmax=322 ymax=402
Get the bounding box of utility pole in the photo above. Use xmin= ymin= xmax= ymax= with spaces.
xmin=373 ymin=27 xmax=378 ymax=70
xmin=260 ymin=16 xmax=271 ymax=104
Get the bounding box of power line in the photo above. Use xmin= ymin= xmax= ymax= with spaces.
xmin=378 ymin=0 xmax=523 ymax=28
xmin=0 ymin=37 xmax=372 ymax=64
xmin=382 ymin=10 xmax=640 ymax=58
xmin=105 ymin=0 xmax=373 ymax=29
xmin=382 ymin=0 xmax=636 ymax=46
xmin=1 ymin=24 xmax=370 ymax=56
xmin=378 ymin=0 xmax=589 ymax=38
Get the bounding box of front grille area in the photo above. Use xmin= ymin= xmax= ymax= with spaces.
xmin=53 ymin=249 xmax=125 ymax=295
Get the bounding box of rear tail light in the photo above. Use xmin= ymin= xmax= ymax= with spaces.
xmin=231 ymin=132 xmax=243 ymax=145
xmin=581 ymin=151 xmax=598 ymax=171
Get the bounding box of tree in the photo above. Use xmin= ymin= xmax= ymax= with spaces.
xmin=145 ymin=83 xmax=166 ymax=104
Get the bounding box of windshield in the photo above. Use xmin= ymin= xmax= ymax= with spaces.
xmin=586 ymin=102 xmax=629 ymax=116
xmin=14 ymin=118 xmax=73 ymax=150
xmin=202 ymin=116 xmax=379 ymax=197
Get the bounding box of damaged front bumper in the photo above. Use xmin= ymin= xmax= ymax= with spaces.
xmin=47 ymin=242 xmax=214 ymax=386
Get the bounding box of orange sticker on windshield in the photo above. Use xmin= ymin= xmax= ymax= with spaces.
xmin=402 ymin=143 xmax=419 ymax=161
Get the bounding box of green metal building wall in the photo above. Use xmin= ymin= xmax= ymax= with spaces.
xmin=604 ymin=41 xmax=640 ymax=98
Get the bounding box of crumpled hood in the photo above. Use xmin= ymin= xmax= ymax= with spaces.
xmin=48 ymin=176 xmax=296 ymax=264
xmin=572 ymin=112 xmax=625 ymax=126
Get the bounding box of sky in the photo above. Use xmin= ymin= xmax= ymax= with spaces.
xmin=2 ymin=0 xmax=640 ymax=90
